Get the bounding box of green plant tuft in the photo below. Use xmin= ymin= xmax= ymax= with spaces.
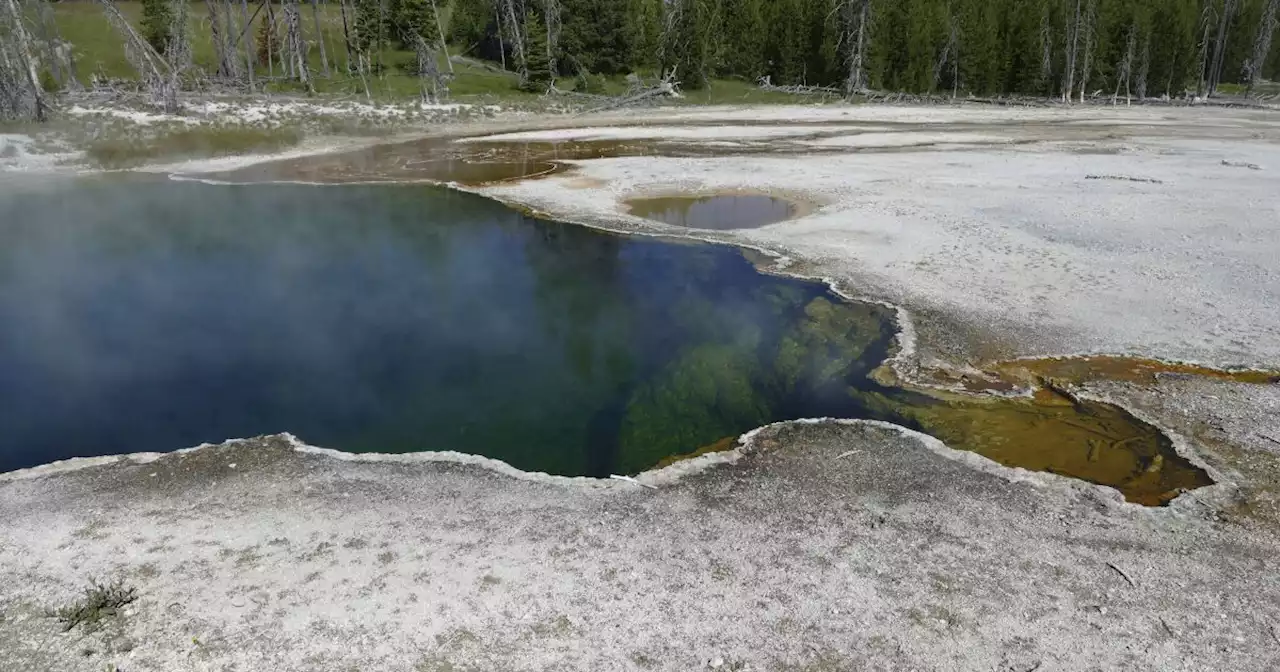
xmin=53 ymin=578 xmax=138 ymax=633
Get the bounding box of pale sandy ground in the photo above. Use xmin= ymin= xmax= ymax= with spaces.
xmin=2 ymin=103 xmax=1280 ymax=672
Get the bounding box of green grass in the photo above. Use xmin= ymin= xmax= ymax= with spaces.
xmin=46 ymin=2 xmax=812 ymax=105
xmin=48 ymin=0 xmax=524 ymax=101
xmin=675 ymin=78 xmax=820 ymax=105
xmin=84 ymin=124 xmax=304 ymax=168
xmin=50 ymin=578 xmax=138 ymax=633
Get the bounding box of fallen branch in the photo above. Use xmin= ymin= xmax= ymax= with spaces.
xmin=573 ymin=68 xmax=681 ymax=115
xmin=545 ymin=82 xmax=612 ymax=102
xmin=835 ymin=450 xmax=859 ymax=460
xmin=756 ymin=76 xmax=841 ymax=97
xmin=1260 ymin=433 xmax=1280 ymax=447
xmin=1106 ymin=561 xmax=1137 ymax=587
xmin=97 ymin=0 xmax=179 ymax=112
xmin=609 ymin=475 xmax=657 ymax=490
xmin=1086 ymin=174 xmax=1164 ymax=184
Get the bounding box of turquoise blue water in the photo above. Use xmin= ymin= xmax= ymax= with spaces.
xmin=0 ymin=177 xmax=895 ymax=475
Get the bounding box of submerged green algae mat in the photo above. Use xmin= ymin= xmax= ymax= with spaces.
xmin=0 ymin=177 xmax=1209 ymax=504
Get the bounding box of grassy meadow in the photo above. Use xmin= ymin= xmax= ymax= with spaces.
xmin=41 ymin=1 xmax=809 ymax=104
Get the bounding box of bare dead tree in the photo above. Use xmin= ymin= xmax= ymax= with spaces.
xmin=543 ymin=0 xmax=560 ymax=76
xmin=836 ymin=0 xmax=871 ymax=96
xmin=1244 ymin=0 xmax=1279 ymax=93
xmin=1135 ymin=33 xmax=1150 ymax=99
xmin=502 ymin=0 xmax=528 ymax=82
xmin=0 ymin=0 xmax=47 ymax=120
xmin=933 ymin=8 xmax=959 ymax=97
xmin=1112 ymin=22 xmax=1136 ymax=105
xmin=167 ymin=0 xmax=193 ymax=75
xmin=238 ymin=0 xmax=256 ymax=90
xmin=1207 ymin=0 xmax=1238 ymax=96
xmin=1077 ymin=0 xmax=1096 ymax=102
xmin=34 ymin=1 xmax=80 ymax=92
xmin=1040 ymin=8 xmax=1054 ymax=94
xmin=312 ymin=0 xmax=331 ymax=77
xmin=495 ymin=3 xmax=507 ymax=70
xmin=1063 ymin=0 xmax=1082 ymax=101
xmin=412 ymin=33 xmax=449 ymax=102
xmin=98 ymin=0 xmax=179 ymax=111
xmin=422 ymin=0 xmax=452 ymax=73
xmin=284 ymin=0 xmax=313 ymax=91
xmin=206 ymin=0 xmax=244 ymax=79
xmin=655 ymin=0 xmax=682 ymax=70
xmin=1196 ymin=1 xmax=1214 ymax=96
xmin=222 ymin=0 xmax=245 ymax=79
xmin=339 ymin=0 xmax=355 ymax=71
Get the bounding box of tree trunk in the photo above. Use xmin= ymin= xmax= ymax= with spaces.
xmin=1136 ymin=34 xmax=1149 ymax=99
xmin=313 ymin=0 xmax=331 ymax=77
xmin=1 ymin=0 xmax=46 ymax=120
xmin=1063 ymin=0 xmax=1082 ymax=102
xmin=339 ymin=0 xmax=354 ymax=72
xmin=842 ymin=0 xmax=870 ymax=96
xmin=543 ymin=0 xmax=559 ymax=76
xmin=1040 ymin=10 xmax=1053 ymax=95
xmin=496 ymin=4 xmax=506 ymax=70
xmin=168 ymin=0 xmax=193 ymax=75
xmin=503 ymin=0 xmax=527 ymax=83
xmin=33 ymin=1 xmax=66 ymax=90
xmin=1196 ymin=3 xmax=1213 ymax=97
xmin=1113 ymin=23 xmax=1136 ymax=105
xmin=1207 ymin=0 xmax=1238 ymax=96
xmin=284 ymin=0 xmax=312 ymax=91
xmin=429 ymin=0 xmax=452 ymax=73
xmin=98 ymin=0 xmax=178 ymax=111
xmin=1245 ymin=0 xmax=1279 ymax=92
xmin=239 ymin=0 xmax=255 ymax=90
xmin=1078 ymin=0 xmax=1094 ymax=104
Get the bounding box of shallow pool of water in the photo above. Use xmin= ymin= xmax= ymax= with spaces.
xmin=0 ymin=177 xmax=1211 ymax=504
xmin=627 ymin=194 xmax=798 ymax=230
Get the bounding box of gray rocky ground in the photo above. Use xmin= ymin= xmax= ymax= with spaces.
xmin=2 ymin=410 xmax=1279 ymax=672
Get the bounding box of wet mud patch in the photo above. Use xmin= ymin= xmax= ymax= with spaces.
xmin=626 ymin=193 xmax=802 ymax=230
xmin=204 ymin=136 xmax=776 ymax=186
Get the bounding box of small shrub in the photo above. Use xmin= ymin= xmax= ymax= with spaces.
xmin=574 ymin=72 xmax=607 ymax=95
xmin=53 ymin=578 xmax=138 ymax=632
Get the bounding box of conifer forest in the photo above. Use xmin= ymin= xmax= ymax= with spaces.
xmin=2 ymin=0 xmax=1279 ymax=120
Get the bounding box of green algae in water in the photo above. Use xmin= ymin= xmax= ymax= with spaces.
xmin=0 ymin=177 xmax=1211 ymax=504
xmin=0 ymin=178 xmax=880 ymax=479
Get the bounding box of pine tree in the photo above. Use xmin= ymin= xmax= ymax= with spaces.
xmin=396 ymin=0 xmax=438 ymax=46
xmin=353 ymin=0 xmax=387 ymax=69
xmin=140 ymin=0 xmax=174 ymax=55
xmin=521 ymin=11 xmax=553 ymax=91
xmin=449 ymin=0 xmax=493 ymax=47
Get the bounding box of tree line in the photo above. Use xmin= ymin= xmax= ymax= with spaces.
xmin=3 ymin=0 xmax=1279 ymax=123
xmin=454 ymin=0 xmax=1279 ymax=98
